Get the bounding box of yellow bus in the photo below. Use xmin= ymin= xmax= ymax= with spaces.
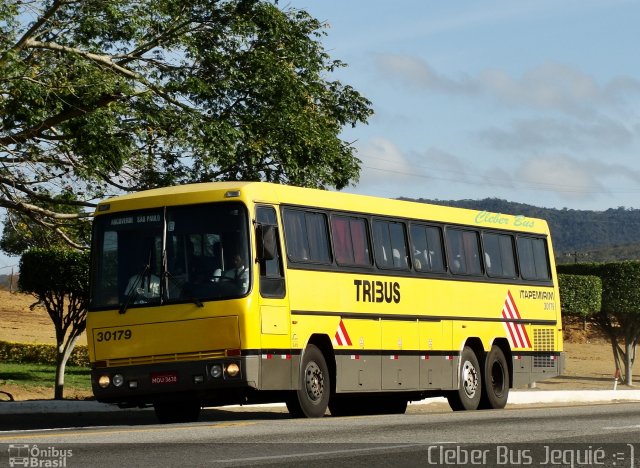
xmin=87 ymin=181 xmax=563 ymax=422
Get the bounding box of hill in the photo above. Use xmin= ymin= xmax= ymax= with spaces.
xmin=402 ymin=197 xmax=640 ymax=263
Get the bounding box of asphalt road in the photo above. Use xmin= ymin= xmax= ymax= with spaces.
xmin=1 ymin=403 xmax=640 ymax=467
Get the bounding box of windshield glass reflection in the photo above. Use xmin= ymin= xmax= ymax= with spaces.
xmin=91 ymin=203 xmax=250 ymax=309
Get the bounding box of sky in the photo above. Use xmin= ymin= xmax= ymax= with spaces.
xmin=1 ymin=0 xmax=639 ymax=271
xmin=288 ymin=0 xmax=640 ymax=209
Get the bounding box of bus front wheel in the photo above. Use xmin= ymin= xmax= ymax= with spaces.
xmin=286 ymin=344 xmax=330 ymax=418
xmin=447 ymin=346 xmax=482 ymax=411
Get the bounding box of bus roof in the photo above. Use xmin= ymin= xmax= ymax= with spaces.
xmin=96 ymin=181 xmax=550 ymax=235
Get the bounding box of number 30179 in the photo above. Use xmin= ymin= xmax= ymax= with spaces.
xmin=96 ymin=329 xmax=132 ymax=342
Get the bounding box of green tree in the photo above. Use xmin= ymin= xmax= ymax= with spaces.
xmin=598 ymin=261 xmax=640 ymax=386
xmin=559 ymin=261 xmax=640 ymax=385
xmin=18 ymin=248 xmax=89 ymax=399
xmin=0 ymin=0 xmax=372 ymax=248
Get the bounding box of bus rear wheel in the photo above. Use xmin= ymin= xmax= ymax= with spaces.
xmin=479 ymin=345 xmax=510 ymax=409
xmin=447 ymin=346 xmax=482 ymax=411
xmin=286 ymin=344 xmax=330 ymax=418
xmin=154 ymin=400 xmax=201 ymax=424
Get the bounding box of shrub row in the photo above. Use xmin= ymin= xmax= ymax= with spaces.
xmin=558 ymin=273 xmax=602 ymax=319
xmin=0 ymin=341 xmax=89 ymax=367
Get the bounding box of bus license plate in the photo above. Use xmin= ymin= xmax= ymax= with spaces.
xmin=150 ymin=372 xmax=178 ymax=385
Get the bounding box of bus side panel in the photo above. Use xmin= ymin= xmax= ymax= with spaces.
xmin=418 ymin=321 xmax=456 ymax=390
xmin=381 ymin=320 xmax=419 ymax=390
xmin=335 ymin=319 xmax=381 ymax=392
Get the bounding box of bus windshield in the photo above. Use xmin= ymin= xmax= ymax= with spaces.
xmin=90 ymin=202 xmax=250 ymax=310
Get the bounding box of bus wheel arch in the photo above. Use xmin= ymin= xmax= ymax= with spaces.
xmin=307 ymin=334 xmax=336 ymax=394
xmin=286 ymin=335 xmax=334 ymax=418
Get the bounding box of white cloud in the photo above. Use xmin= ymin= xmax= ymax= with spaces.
xmin=478 ymin=116 xmax=637 ymax=152
xmin=518 ymin=155 xmax=601 ymax=199
xmin=374 ymin=55 xmax=640 ymax=115
xmin=353 ymin=139 xmax=474 ymax=196
xmin=375 ymin=54 xmax=477 ymax=95
xmin=515 ymin=154 xmax=640 ymax=200
xmin=355 ymin=137 xmax=413 ymax=186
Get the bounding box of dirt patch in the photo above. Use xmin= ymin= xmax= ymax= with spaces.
xmin=0 ymin=289 xmax=87 ymax=345
xmin=1 ymin=289 xmax=639 ymax=400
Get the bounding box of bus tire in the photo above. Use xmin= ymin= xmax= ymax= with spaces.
xmin=286 ymin=344 xmax=330 ymax=418
xmin=479 ymin=345 xmax=509 ymax=409
xmin=154 ymin=400 xmax=201 ymax=424
xmin=447 ymin=346 xmax=482 ymax=411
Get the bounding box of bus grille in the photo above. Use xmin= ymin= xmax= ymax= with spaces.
xmin=104 ymin=350 xmax=226 ymax=367
xmin=533 ymin=328 xmax=555 ymax=368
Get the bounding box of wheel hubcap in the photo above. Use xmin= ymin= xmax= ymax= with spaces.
xmin=462 ymin=360 xmax=478 ymax=398
xmin=304 ymin=362 xmax=324 ymax=402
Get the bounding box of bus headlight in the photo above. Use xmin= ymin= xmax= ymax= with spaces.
xmin=226 ymin=362 xmax=240 ymax=377
xmin=210 ymin=364 xmax=223 ymax=379
xmin=112 ymin=374 xmax=124 ymax=387
xmin=98 ymin=375 xmax=110 ymax=388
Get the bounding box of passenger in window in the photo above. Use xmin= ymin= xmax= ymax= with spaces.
xmin=451 ymin=255 xmax=463 ymax=274
xmin=125 ymin=242 xmax=161 ymax=302
xmin=125 ymin=270 xmax=160 ymax=302
xmin=484 ymin=252 xmax=492 ymax=271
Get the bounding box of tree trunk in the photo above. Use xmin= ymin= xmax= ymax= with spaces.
xmin=610 ymin=337 xmax=621 ymax=374
xmin=54 ymin=343 xmax=66 ymax=400
xmin=624 ymin=341 xmax=634 ymax=386
xmin=54 ymin=335 xmax=80 ymax=399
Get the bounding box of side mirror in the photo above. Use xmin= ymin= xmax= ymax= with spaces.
xmin=256 ymin=224 xmax=278 ymax=261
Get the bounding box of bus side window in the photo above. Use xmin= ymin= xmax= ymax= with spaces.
xmin=373 ymin=220 xmax=409 ymax=270
xmin=256 ymin=206 xmax=285 ymax=298
xmin=282 ymin=209 xmax=331 ymax=264
xmin=410 ymin=224 xmax=445 ymax=273
xmin=331 ymin=216 xmax=372 ymax=267
xmin=446 ymin=228 xmax=482 ymax=276
xmin=483 ymin=233 xmax=517 ymax=278
xmin=517 ymin=236 xmax=550 ymax=281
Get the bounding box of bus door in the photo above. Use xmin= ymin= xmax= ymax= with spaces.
xmin=255 ymin=205 xmax=292 ymax=389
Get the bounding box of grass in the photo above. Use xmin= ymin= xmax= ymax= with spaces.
xmin=0 ymin=362 xmax=91 ymax=392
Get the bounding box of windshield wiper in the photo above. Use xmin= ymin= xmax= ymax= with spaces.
xmin=119 ymin=263 xmax=149 ymax=315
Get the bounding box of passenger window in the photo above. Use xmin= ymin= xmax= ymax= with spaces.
xmin=373 ymin=220 xmax=409 ymax=270
xmin=483 ymin=233 xmax=516 ymax=278
xmin=331 ymin=216 xmax=371 ymax=267
xmin=283 ymin=209 xmax=331 ymax=264
xmin=446 ymin=228 xmax=482 ymax=275
xmin=410 ymin=224 xmax=445 ymax=272
xmin=517 ymin=237 xmax=550 ymax=281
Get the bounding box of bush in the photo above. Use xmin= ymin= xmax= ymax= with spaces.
xmin=558 ymin=274 xmax=602 ymax=320
xmin=557 ymin=262 xmax=604 ymax=277
xmin=0 ymin=341 xmax=89 ymax=367
xmin=600 ymin=261 xmax=640 ymax=315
